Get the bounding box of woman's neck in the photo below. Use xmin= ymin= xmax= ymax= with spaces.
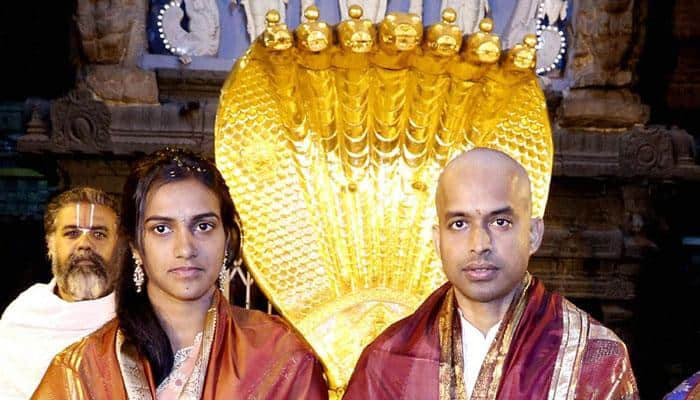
xmin=148 ymin=287 xmax=215 ymax=353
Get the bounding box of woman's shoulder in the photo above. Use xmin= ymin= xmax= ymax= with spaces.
xmin=226 ymin=303 xmax=294 ymax=334
xmin=224 ymin=304 xmax=311 ymax=353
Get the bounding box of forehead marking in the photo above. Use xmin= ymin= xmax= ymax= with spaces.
xmin=74 ymin=203 xmax=97 ymax=235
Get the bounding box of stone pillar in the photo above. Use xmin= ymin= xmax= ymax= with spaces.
xmin=75 ymin=0 xmax=157 ymax=104
xmin=558 ymin=0 xmax=650 ymax=129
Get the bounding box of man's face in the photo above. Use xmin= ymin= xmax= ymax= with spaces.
xmin=48 ymin=202 xmax=120 ymax=301
xmin=433 ymin=155 xmax=542 ymax=311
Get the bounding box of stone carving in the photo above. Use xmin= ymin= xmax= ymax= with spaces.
xmin=339 ymin=0 xmax=387 ymax=22
xmin=21 ymin=105 xmax=50 ymax=143
xmin=558 ymin=88 xmax=649 ymax=129
xmin=569 ymin=0 xmax=643 ymax=88
xmin=50 ymin=88 xmax=111 ymax=152
xmin=621 ymin=185 xmax=657 ymax=259
xmin=239 ymin=0 xmax=286 ymax=40
xmin=76 ymin=0 xmax=134 ymax=64
xmin=529 ymin=258 xmax=637 ymax=300
xmin=620 ymin=127 xmax=674 ymax=176
xmin=85 ymin=66 xmax=158 ymax=104
xmin=504 ymin=0 xmax=567 ymax=49
xmin=159 ymin=0 xmax=220 ymax=57
xmin=558 ymin=0 xmax=650 ymax=128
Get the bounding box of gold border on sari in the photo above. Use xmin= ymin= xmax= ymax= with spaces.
xmin=64 ymin=366 xmax=86 ymax=400
xmin=471 ymin=273 xmax=532 ymax=400
xmin=438 ymin=288 xmax=467 ymax=400
xmin=60 ymin=338 xmax=89 ymax=400
xmin=439 ymin=273 xmax=533 ymax=400
xmin=117 ymin=329 xmax=153 ymax=400
xmin=179 ymin=305 xmax=217 ymax=399
xmin=546 ymin=298 xmax=589 ymax=400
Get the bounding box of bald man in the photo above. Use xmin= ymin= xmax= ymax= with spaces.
xmin=345 ymin=148 xmax=638 ymax=400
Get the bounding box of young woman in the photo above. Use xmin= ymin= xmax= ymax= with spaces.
xmin=33 ymin=148 xmax=328 ymax=399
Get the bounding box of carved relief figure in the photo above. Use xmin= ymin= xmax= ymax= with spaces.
xmin=76 ymin=0 xmax=133 ymax=63
xmin=239 ymin=0 xmax=286 ymax=40
xmin=495 ymin=0 xmax=568 ymax=75
xmin=570 ymin=0 xmax=638 ymax=87
xmin=503 ymin=0 xmax=567 ymax=49
xmin=50 ymin=89 xmax=111 ymax=152
xmin=160 ymin=0 xmax=220 ymax=56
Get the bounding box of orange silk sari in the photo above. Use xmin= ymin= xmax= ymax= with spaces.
xmin=32 ymin=292 xmax=328 ymax=399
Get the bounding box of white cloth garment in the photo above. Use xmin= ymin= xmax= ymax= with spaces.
xmin=0 ymin=279 xmax=115 ymax=400
xmin=460 ymin=311 xmax=501 ymax=399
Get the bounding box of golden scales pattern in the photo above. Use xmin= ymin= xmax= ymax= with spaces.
xmin=215 ymin=5 xmax=553 ymax=395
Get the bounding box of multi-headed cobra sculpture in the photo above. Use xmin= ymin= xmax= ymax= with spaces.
xmin=215 ymin=6 xmax=553 ymax=396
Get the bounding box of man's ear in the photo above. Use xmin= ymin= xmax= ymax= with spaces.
xmin=432 ymin=224 xmax=441 ymax=258
xmin=528 ymin=217 xmax=544 ymax=255
xmin=46 ymin=235 xmax=54 ymax=260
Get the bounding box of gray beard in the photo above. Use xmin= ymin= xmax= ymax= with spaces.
xmin=53 ymin=252 xmax=114 ymax=301
xmin=59 ymin=268 xmax=110 ymax=300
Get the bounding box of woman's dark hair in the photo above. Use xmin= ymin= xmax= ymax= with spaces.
xmin=116 ymin=147 xmax=242 ymax=384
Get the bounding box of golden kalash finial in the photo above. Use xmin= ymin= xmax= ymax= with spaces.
xmin=447 ymin=17 xmax=500 ymax=82
xmin=216 ymin=13 xmax=553 ymax=397
xmin=262 ymin=9 xmax=292 ymax=50
xmin=337 ymin=5 xmax=375 ymax=53
xmin=465 ymin=17 xmax=501 ymax=64
xmin=378 ymin=12 xmax=423 ymax=52
xmin=506 ymin=33 xmax=538 ymax=71
xmin=296 ymin=6 xmax=332 ymax=53
xmin=424 ymin=8 xmax=462 ymax=57
xmin=372 ymin=12 xmax=422 ymax=69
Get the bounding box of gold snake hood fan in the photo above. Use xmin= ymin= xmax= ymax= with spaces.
xmin=215 ymin=5 xmax=553 ymax=395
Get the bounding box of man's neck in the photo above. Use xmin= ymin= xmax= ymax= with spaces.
xmin=455 ymin=287 xmax=518 ymax=336
xmin=55 ymin=284 xmax=105 ymax=302
xmin=55 ymin=285 xmax=76 ymax=302
xmin=149 ymin=288 xmax=214 ymax=353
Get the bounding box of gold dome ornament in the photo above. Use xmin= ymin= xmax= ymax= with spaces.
xmin=424 ymin=8 xmax=463 ymax=57
xmin=337 ymin=5 xmax=375 ymax=54
xmin=215 ymin=8 xmax=553 ymax=396
xmin=296 ymin=5 xmax=332 ymax=54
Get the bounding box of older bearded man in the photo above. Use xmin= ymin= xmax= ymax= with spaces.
xmin=0 ymin=187 xmax=122 ymax=400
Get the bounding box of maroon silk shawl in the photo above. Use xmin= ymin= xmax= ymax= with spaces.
xmin=344 ymin=277 xmax=638 ymax=399
xmin=32 ymin=293 xmax=329 ymax=399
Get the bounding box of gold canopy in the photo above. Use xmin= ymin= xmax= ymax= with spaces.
xmin=215 ymin=7 xmax=553 ymax=396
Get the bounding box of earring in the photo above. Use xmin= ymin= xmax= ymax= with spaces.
xmin=218 ymin=250 xmax=229 ymax=292
xmin=133 ymin=258 xmax=145 ymax=294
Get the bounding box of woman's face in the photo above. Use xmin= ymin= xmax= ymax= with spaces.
xmin=134 ymin=178 xmax=227 ymax=305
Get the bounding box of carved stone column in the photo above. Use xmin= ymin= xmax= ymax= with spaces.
xmin=559 ymin=0 xmax=650 ymax=129
xmin=76 ymin=0 xmax=157 ymax=104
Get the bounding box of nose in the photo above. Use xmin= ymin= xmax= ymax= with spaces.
xmin=468 ymin=225 xmax=491 ymax=255
xmin=76 ymin=231 xmax=94 ymax=251
xmin=174 ymin=229 xmax=198 ymax=259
